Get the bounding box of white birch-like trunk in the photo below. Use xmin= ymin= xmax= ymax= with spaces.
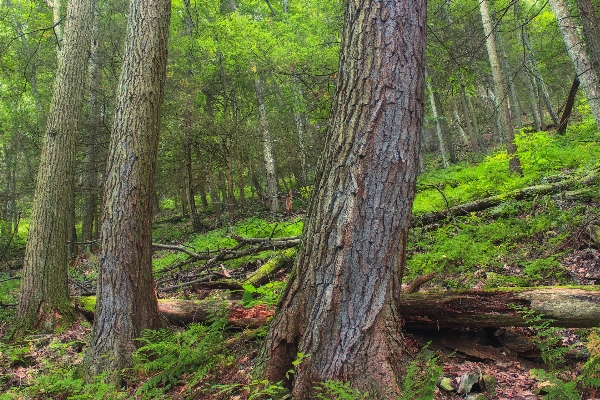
xmin=549 ymin=0 xmax=600 ymax=129
xmin=254 ymin=76 xmax=279 ymax=213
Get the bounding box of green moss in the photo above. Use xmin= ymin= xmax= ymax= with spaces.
xmin=77 ymin=296 xmax=96 ymax=313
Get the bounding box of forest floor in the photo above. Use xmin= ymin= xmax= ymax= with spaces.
xmin=3 ymin=129 xmax=600 ymax=398
xmin=2 ymin=195 xmax=600 ymax=399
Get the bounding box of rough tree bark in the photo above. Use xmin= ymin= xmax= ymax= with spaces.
xmin=14 ymin=0 xmax=95 ymax=336
xmin=574 ymin=0 xmax=600 ymax=81
xmin=83 ymin=0 xmax=171 ymax=381
xmin=549 ymin=0 xmax=600 ymax=130
xmin=260 ymin=0 xmax=425 ymax=397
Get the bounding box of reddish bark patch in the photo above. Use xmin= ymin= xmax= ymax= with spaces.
xmin=228 ymin=304 xmax=274 ymax=329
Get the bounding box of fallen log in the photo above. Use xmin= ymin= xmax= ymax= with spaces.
xmin=400 ymin=287 xmax=600 ymax=330
xmin=159 ymin=248 xmax=296 ymax=293
xmin=77 ymin=286 xmax=600 ymax=330
xmin=76 ymin=297 xmax=275 ymax=329
xmin=411 ymin=168 xmax=598 ymax=227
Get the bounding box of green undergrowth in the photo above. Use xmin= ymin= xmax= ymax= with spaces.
xmin=406 ymin=198 xmax=585 ymax=288
xmin=414 ymin=127 xmax=600 ymax=215
xmin=152 ymin=216 xmax=303 ymax=274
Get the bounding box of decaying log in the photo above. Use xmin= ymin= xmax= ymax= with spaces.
xmin=77 ymin=287 xmax=600 ymax=330
xmin=400 ymin=287 xmax=600 ymax=330
xmin=159 ymin=248 xmax=296 ymax=293
xmin=157 ymin=299 xmax=274 ymax=328
xmin=411 ymin=169 xmax=598 ymax=227
xmin=77 ymin=297 xmax=274 ymax=329
xmin=152 ymin=235 xmax=300 ymax=271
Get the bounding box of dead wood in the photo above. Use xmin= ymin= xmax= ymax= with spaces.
xmin=77 ymin=297 xmax=274 ymax=329
xmin=411 ymin=169 xmax=598 ymax=227
xmin=159 ymin=248 xmax=296 ymax=293
xmin=78 ymin=287 xmax=600 ymax=330
xmin=400 ymin=287 xmax=600 ymax=330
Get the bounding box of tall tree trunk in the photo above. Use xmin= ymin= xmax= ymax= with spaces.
xmin=207 ymin=160 xmax=222 ymax=223
xmin=261 ymin=0 xmax=425 ymax=396
xmin=226 ymin=138 xmax=236 ymax=224
xmin=83 ymin=0 xmax=170 ymax=382
xmin=14 ymin=0 xmax=95 ymax=336
xmin=426 ymin=70 xmax=454 ymax=167
xmin=292 ymin=78 xmax=309 ymax=188
xmin=549 ymin=0 xmax=600 ymax=129
xmin=494 ymin=16 xmax=522 ymax=129
xmin=517 ymin=6 xmax=559 ymax=127
xmin=82 ymin=7 xmax=102 ymax=248
xmin=254 ymin=76 xmax=279 ymax=213
xmin=184 ymin=134 xmax=201 ymax=230
xmin=480 ymin=0 xmax=522 ymax=175
xmin=558 ymin=76 xmax=581 ymax=134
xmin=459 ymin=86 xmax=481 ymax=153
xmin=575 ymin=0 xmax=600 ymax=81
xmin=237 ymin=153 xmax=246 ymax=208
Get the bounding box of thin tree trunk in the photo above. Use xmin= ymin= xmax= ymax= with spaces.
xmin=426 ymin=76 xmax=451 ymax=167
xmin=480 ymin=0 xmax=522 ymax=175
xmin=261 ymin=0 xmax=425 ymax=396
xmin=82 ymin=7 xmax=102 ymax=248
xmin=226 ymin=138 xmax=236 ymax=224
xmin=292 ymin=78 xmax=308 ymax=187
xmin=254 ymin=76 xmax=279 ymax=213
xmin=459 ymin=86 xmax=481 ymax=153
xmin=558 ymin=76 xmax=581 ymax=134
xmin=452 ymin=105 xmax=469 ymax=144
xmin=207 ymin=161 xmax=222 ymax=223
xmin=14 ymin=0 xmax=95 ymax=336
xmin=236 ymin=153 xmax=246 ymax=208
xmin=549 ymin=0 xmax=600 ymax=129
xmin=521 ymin=27 xmax=560 ymax=126
xmin=84 ymin=0 xmax=171 ymax=381
xmin=495 ymin=17 xmax=522 ymax=129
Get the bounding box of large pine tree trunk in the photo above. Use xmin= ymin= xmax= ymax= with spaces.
xmin=549 ymin=0 xmax=600 ymax=130
xmin=84 ymin=0 xmax=171 ymax=381
xmin=261 ymin=0 xmax=425 ymax=397
xmin=14 ymin=0 xmax=95 ymax=336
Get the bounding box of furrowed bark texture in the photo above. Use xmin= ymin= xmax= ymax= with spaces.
xmin=15 ymin=0 xmax=95 ymax=335
xmin=261 ymin=0 xmax=425 ymax=398
xmin=85 ymin=0 xmax=171 ymax=379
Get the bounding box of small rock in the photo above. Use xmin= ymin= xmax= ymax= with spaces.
xmin=481 ymin=374 xmax=498 ymax=394
xmin=458 ymin=372 xmax=481 ymax=394
xmin=438 ymin=376 xmax=456 ymax=392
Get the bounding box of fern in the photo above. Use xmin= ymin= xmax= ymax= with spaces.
xmin=530 ymin=369 xmax=580 ymax=400
xmin=134 ymin=317 xmax=229 ymax=396
xmin=401 ymin=344 xmax=442 ymax=400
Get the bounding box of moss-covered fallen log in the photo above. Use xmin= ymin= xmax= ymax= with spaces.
xmin=159 ymin=248 xmax=296 ymax=293
xmin=76 ymin=296 xmax=274 ymax=329
xmin=77 ymin=286 xmax=600 ymax=330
